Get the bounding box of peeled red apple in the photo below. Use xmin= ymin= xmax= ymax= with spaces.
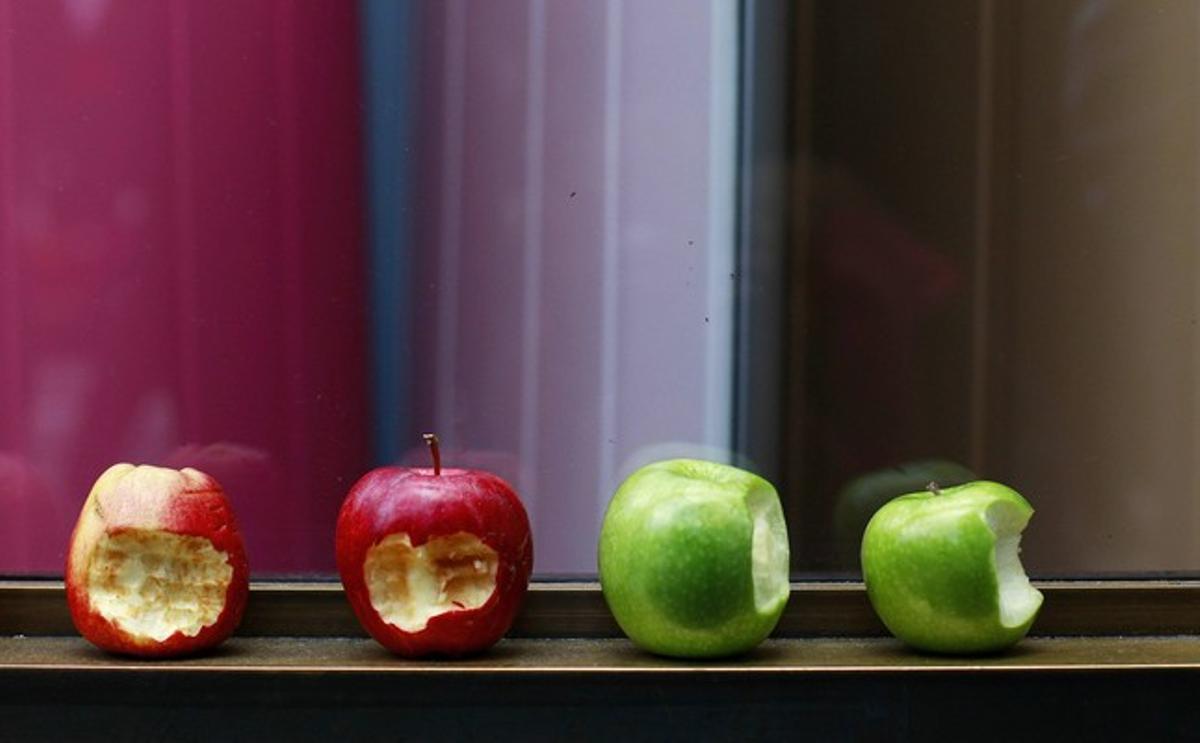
xmin=65 ymin=464 xmax=249 ymax=657
xmin=336 ymin=435 xmax=533 ymax=657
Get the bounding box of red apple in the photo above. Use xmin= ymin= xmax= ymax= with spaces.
xmin=336 ymin=434 xmax=533 ymax=656
xmin=65 ymin=463 xmax=250 ymax=657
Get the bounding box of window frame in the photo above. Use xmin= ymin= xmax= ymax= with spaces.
xmin=4 ymin=579 xmax=1198 ymax=641
xmin=3 ymin=590 xmax=1197 ymax=741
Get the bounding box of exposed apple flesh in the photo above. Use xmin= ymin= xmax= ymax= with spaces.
xmin=85 ymin=530 xmax=234 ymax=642
xmin=986 ymin=500 xmax=1041 ymax=628
xmin=66 ymin=464 xmax=249 ymax=657
xmin=364 ymin=531 xmax=498 ymax=632
xmin=748 ymin=486 xmax=790 ymax=613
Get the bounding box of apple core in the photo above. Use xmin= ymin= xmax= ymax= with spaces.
xmin=84 ymin=529 xmax=234 ymax=642
xmin=364 ymin=531 xmax=498 ymax=632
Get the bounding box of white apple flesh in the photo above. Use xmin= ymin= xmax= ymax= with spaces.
xmin=989 ymin=502 xmax=1042 ymax=628
xmin=85 ymin=530 xmax=234 ymax=642
xmin=363 ymin=532 xmax=499 ymax=633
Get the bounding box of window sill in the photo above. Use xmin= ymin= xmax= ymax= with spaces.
xmin=2 ymin=581 xmax=1199 ymax=738
xmin=4 ymin=578 xmax=1200 ymax=637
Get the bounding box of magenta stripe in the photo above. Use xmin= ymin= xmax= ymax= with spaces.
xmin=0 ymin=0 xmax=23 ymax=452
xmin=274 ymin=0 xmax=309 ymax=524
xmin=168 ymin=0 xmax=199 ymax=438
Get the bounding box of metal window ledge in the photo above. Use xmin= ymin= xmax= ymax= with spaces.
xmin=3 ymin=581 xmax=1199 ymax=740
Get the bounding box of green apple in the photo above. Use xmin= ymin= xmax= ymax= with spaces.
xmin=834 ymin=459 xmax=976 ymax=566
xmin=861 ymin=480 xmax=1043 ymax=654
xmin=598 ymin=459 xmax=790 ymax=658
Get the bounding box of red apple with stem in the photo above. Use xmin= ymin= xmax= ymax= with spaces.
xmin=336 ymin=434 xmax=533 ymax=657
xmin=65 ymin=463 xmax=249 ymax=657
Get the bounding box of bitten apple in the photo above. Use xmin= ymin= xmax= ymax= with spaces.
xmin=335 ymin=434 xmax=533 ymax=657
xmin=861 ymin=480 xmax=1043 ymax=654
xmin=66 ymin=463 xmax=249 ymax=657
xmin=598 ymin=458 xmax=791 ymax=658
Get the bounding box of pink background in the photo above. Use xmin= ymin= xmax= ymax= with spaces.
xmin=407 ymin=0 xmax=736 ymax=573
xmin=0 ymin=0 xmax=736 ymax=575
xmin=0 ymin=0 xmax=368 ymax=573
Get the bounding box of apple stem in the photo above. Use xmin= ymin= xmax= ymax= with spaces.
xmin=927 ymin=481 xmax=942 ymax=495
xmin=423 ymin=433 xmax=442 ymax=476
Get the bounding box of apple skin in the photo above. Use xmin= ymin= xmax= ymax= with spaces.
xmin=861 ymin=480 xmax=1042 ymax=654
xmin=65 ymin=463 xmax=250 ymax=658
xmin=598 ymin=459 xmax=790 ymax=658
xmin=335 ymin=466 xmax=533 ymax=657
xmin=834 ymin=459 xmax=976 ymax=565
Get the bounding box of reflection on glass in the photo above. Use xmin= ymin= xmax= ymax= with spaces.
xmin=832 ymin=460 xmax=976 ymax=568
xmin=797 ymin=0 xmax=1200 ymax=575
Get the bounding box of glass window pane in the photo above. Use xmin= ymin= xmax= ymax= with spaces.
xmin=0 ymin=0 xmax=740 ymax=577
xmin=2 ymin=0 xmax=1198 ymax=580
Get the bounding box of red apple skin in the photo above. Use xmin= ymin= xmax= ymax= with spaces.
xmin=65 ymin=464 xmax=250 ymax=658
xmin=336 ymin=466 xmax=533 ymax=657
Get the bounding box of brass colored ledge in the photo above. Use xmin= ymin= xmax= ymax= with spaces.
xmin=3 ymin=635 xmax=1196 ymax=741
xmin=2 ymin=636 xmax=1200 ymax=674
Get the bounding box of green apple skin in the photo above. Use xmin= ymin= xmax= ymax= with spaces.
xmin=598 ymin=459 xmax=790 ymax=658
xmin=834 ymin=459 xmax=976 ymax=566
xmin=861 ymin=480 xmax=1040 ymax=654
